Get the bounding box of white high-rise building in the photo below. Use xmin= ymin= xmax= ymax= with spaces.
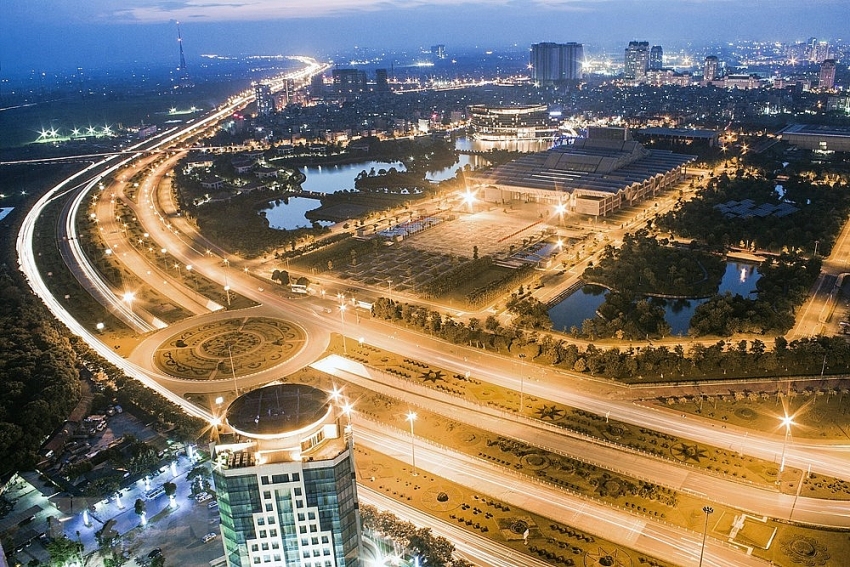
xmin=624 ymin=41 xmax=650 ymax=81
xmin=211 ymin=384 xmax=361 ymax=567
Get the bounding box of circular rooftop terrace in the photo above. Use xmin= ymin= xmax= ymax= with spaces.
xmin=226 ymin=383 xmax=330 ymax=438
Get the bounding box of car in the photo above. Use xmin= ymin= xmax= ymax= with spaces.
xmin=147 ymin=548 xmax=162 ymax=559
xmin=197 ymin=492 xmax=212 ymax=502
xmin=207 ymin=501 xmax=218 ymax=509
xmin=202 ymin=533 xmax=217 ymax=543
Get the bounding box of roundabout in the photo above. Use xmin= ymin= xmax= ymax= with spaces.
xmin=152 ymin=316 xmax=306 ymax=381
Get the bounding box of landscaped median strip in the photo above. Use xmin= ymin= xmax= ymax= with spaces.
xmin=306 ymin=345 xmax=850 ymax=565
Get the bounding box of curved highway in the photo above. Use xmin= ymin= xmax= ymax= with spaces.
xmin=16 ymin=56 xmax=850 ymax=566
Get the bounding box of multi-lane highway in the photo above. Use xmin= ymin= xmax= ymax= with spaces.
xmin=16 ymin=56 xmax=850 ymax=566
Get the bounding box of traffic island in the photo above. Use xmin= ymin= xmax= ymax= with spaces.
xmin=153 ymin=316 xmax=305 ymax=380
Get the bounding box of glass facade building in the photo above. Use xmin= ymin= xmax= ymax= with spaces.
xmin=211 ymin=384 xmax=361 ymax=567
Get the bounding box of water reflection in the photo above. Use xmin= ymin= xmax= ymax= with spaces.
xmin=261 ymin=196 xmax=332 ymax=231
xmin=548 ymin=261 xmax=761 ymax=336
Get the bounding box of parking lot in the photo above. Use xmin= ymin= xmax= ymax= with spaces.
xmin=2 ymin=412 xmax=224 ymax=567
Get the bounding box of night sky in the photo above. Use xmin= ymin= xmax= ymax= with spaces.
xmin=2 ymin=0 xmax=848 ymax=74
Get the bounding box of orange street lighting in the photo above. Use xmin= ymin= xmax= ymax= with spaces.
xmin=406 ymin=411 xmax=418 ymax=476
xmin=779 ymin=415 xmax=794 ymax=473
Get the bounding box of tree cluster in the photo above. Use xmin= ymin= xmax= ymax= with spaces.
xmin=72 ymin=340 xmax=206 ymax=442
xmin=657 ymin=171 xmax=850 ymax=254
xmin=195 ymin=191 xmax=329 ymax=258
xmin=360 ymin=504 xmax=472 ymax=567
xmin=373 ymin=295 xmax=850 ymax=380
xmin=689 ymin=253 xmax=820 ymax=336
xmin=354 ymin=168 xmax=430 ymax=193
xmin=0 ymin=269 xmax=82 ymax=475
xmin=584 ymin=230 xmax=724 ymax=297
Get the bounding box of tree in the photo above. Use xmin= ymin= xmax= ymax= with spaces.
xmin=164 ymin=481 xmax=177 ymax=507
xmin=46 ymin=536 xmax=82 ymax=566
xmin=134 ymin=498 xmax=147 ymax=526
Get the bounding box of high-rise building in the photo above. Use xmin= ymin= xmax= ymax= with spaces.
xmin=375 ymin=69 xmax=389 ymax=92
xmin=814 ymin=41 xmax=830 ymax=64
xmin=649 ymin=46 xmax=663 ymax=70
xmin=332 ymin=69 xmax=367 ymax=94
xmin=624 ymin=41 xmax=650 ymax=81
xmin=820 ymin=59 xmax=837 ymax=90
xmin=310 ymin=74 xmax=326 ymax=99
xmin=530 ymin=42 xmax=584 ymax=86
xmin=431 ymin=44 xmax=446 ymax=59
xmin=703 ymin=56 xmax=720 ymax=82
xmin=211 ymin=383 xmax=361 ymax=567
xmin=255 ymin=83 xmax=274 ymax=116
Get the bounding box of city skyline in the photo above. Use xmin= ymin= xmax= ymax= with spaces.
xmin=1 ymin=0 xmax=848 ymax=74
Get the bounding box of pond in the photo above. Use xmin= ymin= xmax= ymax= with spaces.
xmin=547 ymin=261 xmax=761 ymax=336
xmin=260 ymin=196 xmax=333 ymax=231
xmin=262 ymin=152 xmax=487 ymax=229
xmin=261 ymin=141 xmax=513 ymax=230
xmin=299 ymin=160 xmax=405 ymax=194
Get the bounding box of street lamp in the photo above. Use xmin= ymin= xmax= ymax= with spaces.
xmin=555 ymin=202 xmax=566 ymax=226
xmin=406 ymin=411 xmax=418 ymax=476
xmin=223 ymin=258 xmax=231 ymax=306
xmin=517 ymin=353 xmax=527 ymax=415
xmin=698 ymin=506 xmax=713 ymax=567
xmin=123 ymin=291 xmax=135 ymax=313
xmin=339 ymin=304 xmax=348 ymax=354
xmin=461 ymin=189 xmax=476 ymax=212
xmin=779 ymin=414 xmax=794 ymax=474
xmin=227 ymin=343 xmax=238 ymax=397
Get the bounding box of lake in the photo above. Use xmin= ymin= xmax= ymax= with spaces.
xmin=547 ymin=261 xmax=761 ymax=336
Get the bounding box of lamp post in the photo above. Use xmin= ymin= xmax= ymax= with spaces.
xmin=123 ymin=291 xmax=135 ymax=314
xmin=555 ymin=203 xmax=566 ymax=226
xmin=227 ymin=343 xmax=238 ymax=397
xmin=406 ymin=411 xmax=417 ymax=476
xmin=698 ymin=506 xmax=713 ymax=567
xmin=518 ymin=353 xmax=527 ymax=415
xmin=779 ymin=415 xmax=794 ymax=474
xmin=223 ymin=258 xmax=231 ymax=306
xmin=339 ymin=304 xmax=348 ymax=354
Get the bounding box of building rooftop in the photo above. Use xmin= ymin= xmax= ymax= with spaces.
xmin=780 ymin=124 xmax=850 ymax=138
xmin=638 ymin=127 xmax=719 ymax=139
xmin=226 ymin=383 xmax=330 ymax=438
xmin=471 ymin=138 xmax=695 ymax=196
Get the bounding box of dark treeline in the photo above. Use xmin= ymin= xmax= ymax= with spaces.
xmin=71 ymin=338 xmax=207 ymax=443
xmin=657 ymin=171 xmax=850 ymax=255
xmin=371 ymin=297 xmax=850 ymax=380
xmin=584 ymin=231 xmax=725 ymax=298
xmin=690 ymin=253 xmax=821 ymax=336
xmin=0 ymin=268 xmax=82 ymax=474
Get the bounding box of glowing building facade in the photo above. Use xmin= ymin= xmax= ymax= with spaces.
xmin=530 ymin=42 xmax=584 ymax=86
xmin=468 ymin=104 xmax=556 ymax=141
xmin=624 ymin=41 xmax=650 ymax=81
xmin=212 ymin=384 xmax=361 ymax=567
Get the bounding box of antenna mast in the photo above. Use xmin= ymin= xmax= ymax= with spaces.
xmin=177 ymin=22 xmax=187 ymax=71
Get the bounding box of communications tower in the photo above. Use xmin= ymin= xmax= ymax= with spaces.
xmin=176 ymin=22 xmax=193 ymax=88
